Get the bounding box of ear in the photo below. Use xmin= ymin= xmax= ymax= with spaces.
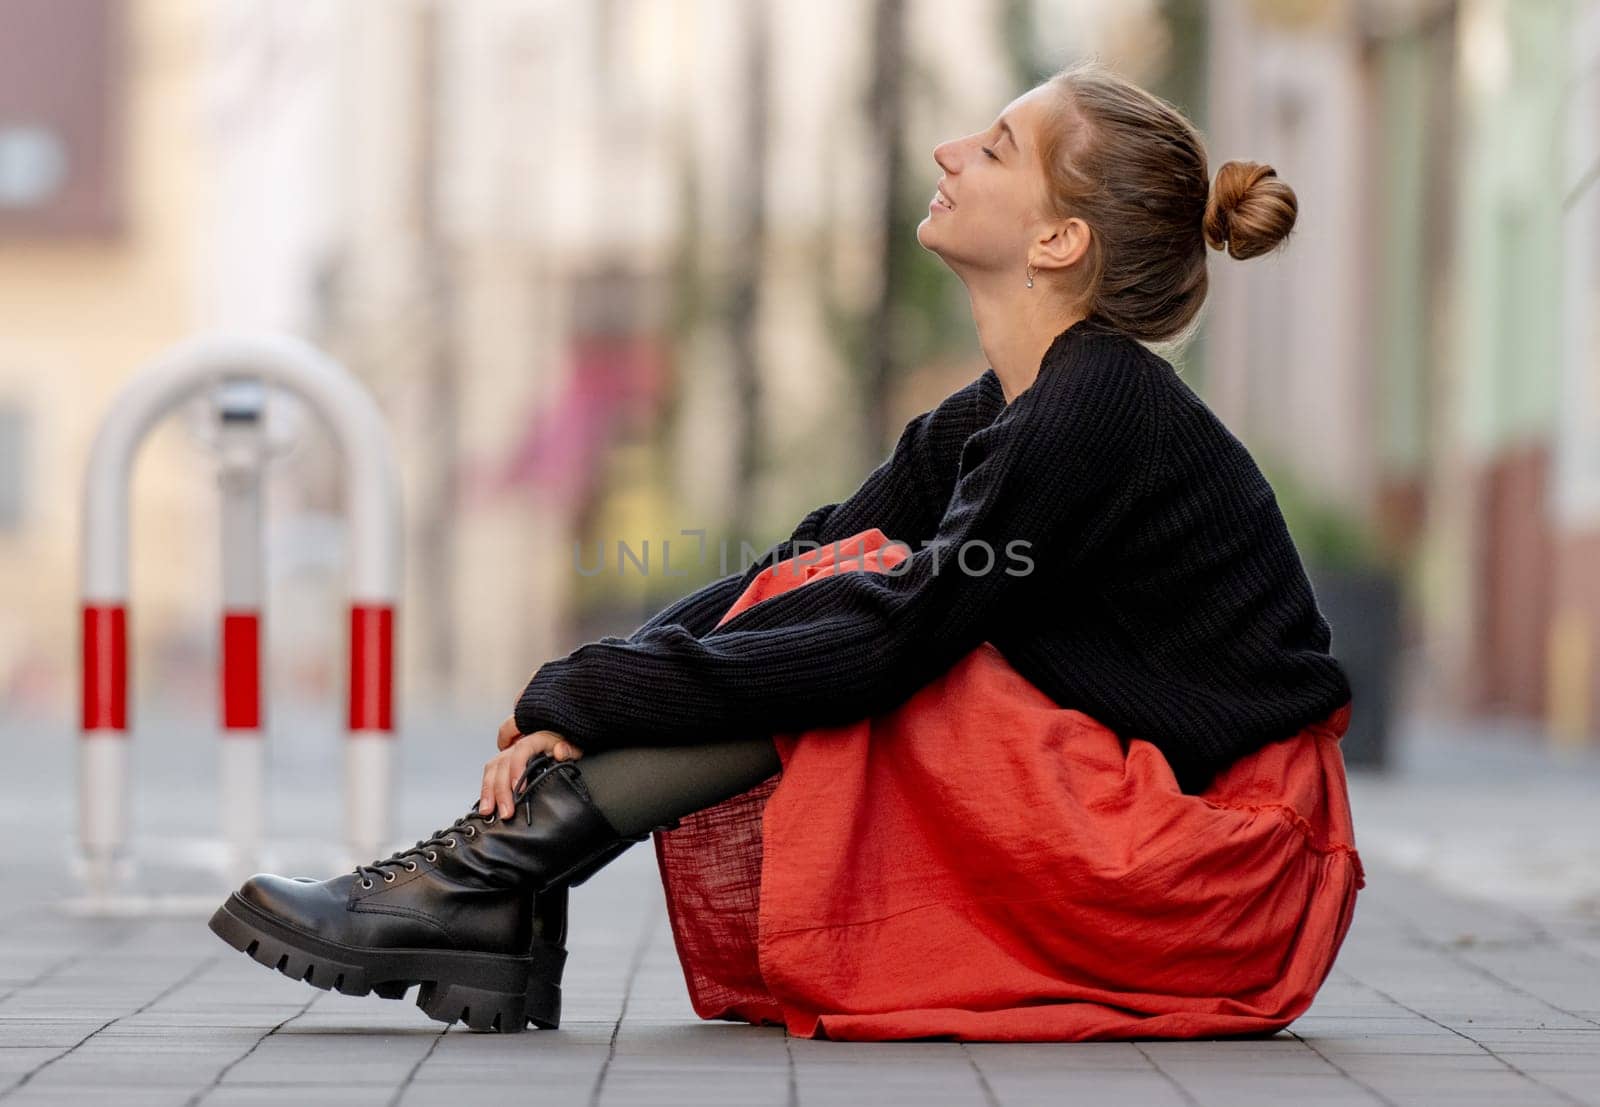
xmin=1033 ymin=216 xmax=1091 ymax=274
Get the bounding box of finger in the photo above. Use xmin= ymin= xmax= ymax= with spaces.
xmin=507 ymin=741 xmax=530 ymax=779
xmin=497 ymin=715 xmax=521 ymax=752
xmin=479 ymin=760 xmax=497 ymax=816
xmin=488 ymin=757 xmax=507 ymax=820
xmin=520 ymin=736 xmax=558 ymax=778
xmin=503 ymin=754 xmax=526 ymax=819
xmin=495 ymin=757 xmax=517 ymax=820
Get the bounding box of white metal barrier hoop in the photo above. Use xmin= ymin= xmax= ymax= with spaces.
xmin=79 ymin=331 xmax=403 ymax=900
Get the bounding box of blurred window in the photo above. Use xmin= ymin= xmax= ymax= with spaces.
xmin=0 ymin=0 xmax=122 ymax=237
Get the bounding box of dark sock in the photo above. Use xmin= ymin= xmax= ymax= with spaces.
xmin=568 ymin=735 xmax=783 ymax=838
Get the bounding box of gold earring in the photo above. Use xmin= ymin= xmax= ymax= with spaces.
xmin=1025 ymin=264 xmax=1034 ymax=289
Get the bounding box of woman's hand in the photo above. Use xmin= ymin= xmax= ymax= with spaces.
xmin=483 ymin=716 xmax=583 ymax=819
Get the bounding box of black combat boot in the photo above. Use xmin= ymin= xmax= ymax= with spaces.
xmin=207 ymin=753 xmax=675 ymax=1032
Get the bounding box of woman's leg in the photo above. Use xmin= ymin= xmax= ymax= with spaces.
xmin=568 ymin=735 xmax=783 ymax=837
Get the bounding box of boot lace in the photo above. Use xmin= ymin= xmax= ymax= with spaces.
xmin=352 ymin=806 xmax=495 ymax=889
xmin=352 ymin=753 xmax=559 ymax=889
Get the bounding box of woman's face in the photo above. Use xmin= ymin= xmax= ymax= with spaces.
xmin=919 ymin=85 xmax=1059 ymax=281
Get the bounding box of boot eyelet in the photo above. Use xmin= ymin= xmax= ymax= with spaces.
xmin=425 ymin=850 xmax=438 ymax=863
xmin=383 ymin=871 xmax=396 ymax=883
xmin=445 ymin=837 xmax=457 ymax=849
xmin=483 ymin=813 xmax=496 ymax=825
xmin=361 ymin=879 xmax=373 ymax=889
xmin=404 ymin=861 xmax=418 ymax=872
xmin=465 ymin=826 xmax=477 ymax=838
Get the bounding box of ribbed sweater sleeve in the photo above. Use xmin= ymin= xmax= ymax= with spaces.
xmin=626 ymin=570 xmax=749 ymax=642
xmin=513 ymin=329 xmax=1154 ymax=751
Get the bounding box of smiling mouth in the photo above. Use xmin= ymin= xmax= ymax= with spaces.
xmin=934 ymin=190 xmax=954 ymax=210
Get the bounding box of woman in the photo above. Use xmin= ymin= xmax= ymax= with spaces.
xmin=209 ymin=59 xmax=1363 ymax=1041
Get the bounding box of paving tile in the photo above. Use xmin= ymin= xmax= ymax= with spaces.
xmin=7 ymin=712 xmax=1600 ymax=1106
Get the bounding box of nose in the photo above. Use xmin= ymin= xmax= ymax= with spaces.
xmin=933 ymin=140 xmax=958 ymax=174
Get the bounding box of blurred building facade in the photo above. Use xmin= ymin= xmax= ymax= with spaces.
xmin=195 ymin=0 xmax=1040 ymax=713
xmin=1207 ymin=0 xmax=1600 ymax=744
xmin=0 ymin=0 xmax=215 ymax=717
xmin=3 ymin=0 xmax=1597 ymax=754
xmin=1 ymin=0 xmax=1075 ymax=723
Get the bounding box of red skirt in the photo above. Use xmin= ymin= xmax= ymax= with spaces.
xmin=651 ymin=527 xmax=1364 ymax=1042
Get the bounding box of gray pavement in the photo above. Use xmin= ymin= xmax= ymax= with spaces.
xmin=3 ymin=705 xmax=1598 ymax=1106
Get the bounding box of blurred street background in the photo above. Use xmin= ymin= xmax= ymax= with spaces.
xmin=2 ymin=0 xmax=1600 ymax=1101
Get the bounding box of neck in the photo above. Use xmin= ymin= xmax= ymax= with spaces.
xmin=966 ymin=280 xmax=1086 ymax=405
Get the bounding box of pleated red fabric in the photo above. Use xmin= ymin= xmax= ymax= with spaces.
xmin=651 ymin=527 xmax=1365 ymax=1042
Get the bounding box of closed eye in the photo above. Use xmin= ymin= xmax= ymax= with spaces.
xmin=981 ymin=146 xmax=998 ymax=161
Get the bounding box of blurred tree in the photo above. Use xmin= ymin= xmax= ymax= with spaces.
xmin=725 ymin=0 xmax=773 ymax=544
xmin=412 ymin=3 xmax=460 ymax=697
xmin=863 ymin=0 xmax=910 ymax=460
xmin=1155 ymin=0 xmax=1210 ymax=393
xmin=1000 ymin=0 xmax=1050 ymax=85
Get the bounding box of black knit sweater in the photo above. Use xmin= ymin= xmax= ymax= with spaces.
xmin=515 ymin=316 xmax=1353 ymax=794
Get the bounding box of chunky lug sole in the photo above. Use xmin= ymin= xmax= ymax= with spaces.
xmin=208 ymin=892 xmax=566 ymax=1032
